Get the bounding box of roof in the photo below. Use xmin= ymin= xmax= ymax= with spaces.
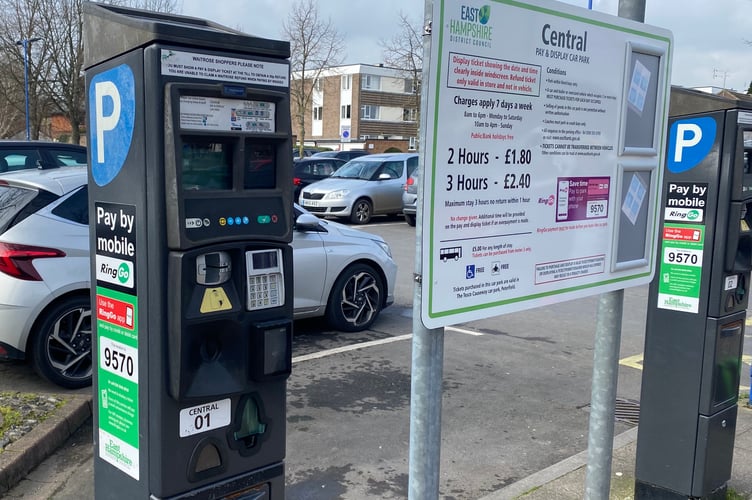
xmin=0 ymin=140 xmax=85 ymax=149
xmin=354 ymin=153 xmax=418 ymax=160
xmin=0 ymin=166 xmax=87 ymax=195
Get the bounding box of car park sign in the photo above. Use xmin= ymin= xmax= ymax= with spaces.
xmin=420 ymin=0 xmax=672 ymax=328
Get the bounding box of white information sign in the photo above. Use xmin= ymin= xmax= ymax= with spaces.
xmin=179 ymin=96 xmax=276 ymax=133
xmin=160 ymin=49 xmax=289 ymax=88
xmin=179 ymin=398 xmax=232 ymax=437
xmin=421 ymin=0 xmax=672 ymax=328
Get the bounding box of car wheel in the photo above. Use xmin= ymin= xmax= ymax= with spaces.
xmin=404 ymin=213 xmax=416 ymax=226
xmin=31 ymin=295 xmax=92 ymax=389
xmin=325 ymin=263 xmax=385 ymax=332
xmin=350 ymin=198 xmax=373 ymax=224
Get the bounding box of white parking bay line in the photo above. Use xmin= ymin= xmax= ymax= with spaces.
xmin=446 ymin=326 xmax=484 ymax=336
xmin=292 ymin=327 xmax=483 ymax=364
xmin=292 ymin=334 xmax=413 ymax=364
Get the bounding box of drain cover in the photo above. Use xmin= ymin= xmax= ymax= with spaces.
xmin=614 ymin=398 xmax=640 ymax=426
xmin=583 ymin=398 xmax=640 ymax=426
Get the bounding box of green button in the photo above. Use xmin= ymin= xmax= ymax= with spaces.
xmin=257 ymin=215 xmax=271 ymax=224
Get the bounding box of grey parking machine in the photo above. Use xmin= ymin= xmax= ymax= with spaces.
xmin=635 ymin=87 xmax=752 ymax=499
xmin=84 ymin=3 xmax=293 ymax=498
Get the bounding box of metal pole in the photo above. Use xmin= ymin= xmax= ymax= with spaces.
xmin=584 ymin=289 xmax=624 ymax=499
xmin=583 ymin=3 xmax=644 ymax=498
xmin=408 ymin=1 xmax=445 ymax=498
xmin=21 ymin=40 xmax=30 ymax=141
xmin=16 ymin=38 xmax=40 ymax=141
xmin=617 ymin=0 xmax=646 ymax=21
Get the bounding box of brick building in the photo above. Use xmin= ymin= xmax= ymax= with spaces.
xmin=291 ymin=64 xmax=420 ymax=154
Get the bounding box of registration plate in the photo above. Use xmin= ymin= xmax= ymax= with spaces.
xmin=302 ymin=199 xmax=320 ymax=207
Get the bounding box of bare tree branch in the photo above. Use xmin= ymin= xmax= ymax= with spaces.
xmin=283 ymin=0 xmax=344 ymax=155
xmin=0 ymin=0 xmax=178 ymax=141
xmin=379 ymin=12 xmax=423 ymax=126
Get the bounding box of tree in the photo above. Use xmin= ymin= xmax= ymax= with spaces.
xmin=283 ymin=0 xmax=344 ymax=157
xmin=0 ymin=0 xmax=178 ymax=142
xmin=0 ymin=46 xmax=24 ymax=136
xmin=38 ymin=0 xmax=85 ymax=144
xmin=0 ymin=0 xmax=53 ymax=140
xmin=379 ymin=12 xmax=424 ymax=132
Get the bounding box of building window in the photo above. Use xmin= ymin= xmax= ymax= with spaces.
xmin=361 ymin=105 xmax=380 ymax=120
xmin=341 ymin=104 xmax=351 ymax=119
xmin=313 ymin=106 xmax=323 ymax=121
xmin=313 ymin=78 xmax=322 ymax=91
xmin=362 ymin=74 xmax=381 ymax=90
xmin=404 ymin=78 xmax=417 ymax=93
xmin=341 ymin=74 xmax=352 ymax=90
xmin=403 ymin=108 xmax=417 ymax=121
xmin=409 ymin=137 xmax=417 ymax=150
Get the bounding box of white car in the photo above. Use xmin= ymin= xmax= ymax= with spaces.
xmin=0 ymin=167 xmax=397 ymax=388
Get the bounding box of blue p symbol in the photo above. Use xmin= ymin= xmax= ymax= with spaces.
xmin=88 ymin=64 xmax=135 ymax=186
xmin=667 ymin=117 xmax=716 ymax=174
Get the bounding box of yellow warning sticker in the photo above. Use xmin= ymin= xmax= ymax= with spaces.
xmin=200 ymin=287 xmax=232 ymax=313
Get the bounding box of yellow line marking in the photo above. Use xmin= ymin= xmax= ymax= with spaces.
xmin=619 ymin=353 xmax=644 ymax=371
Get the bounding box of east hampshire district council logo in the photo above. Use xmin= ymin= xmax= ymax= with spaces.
xmin=452 ymin=5 xmax=493 ymax=47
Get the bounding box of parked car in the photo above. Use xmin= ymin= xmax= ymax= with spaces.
xmin=0 ymin=140 xmax=86 ymax=173
xmin=292 ymin=147 xmax=319 ymax=158
xmin=0 ymin=167 xmax=397 ymax=388
xmin=299 ymin=153 xmax=419 ymax=224
xmin=0 ymin=167 xmax=91 ymax=389
xmin=402 ymin=170 xmax=419 ymax=226
xmin=293 ymin=157 xmax=346 ymax=199
xmin=310 ymin=150 xmax=370 ymax=161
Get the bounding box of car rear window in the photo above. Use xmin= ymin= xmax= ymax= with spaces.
xmin=0 ymin=184 xmax=59 ymax=234
xmin=51 ymin=185 xmax=89 ymax=225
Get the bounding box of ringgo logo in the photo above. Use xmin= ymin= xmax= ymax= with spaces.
xmin=96 ymin=254 xmax=134 ymax=288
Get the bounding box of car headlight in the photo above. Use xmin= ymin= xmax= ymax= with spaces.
xmin=375 ymin=240 xmax=393 ymax=259
xmin=323 ymin=189 xmax=350 ymax=200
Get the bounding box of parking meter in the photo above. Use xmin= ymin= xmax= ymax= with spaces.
xmin=84 ymin=4 xmax=293 ymax=498
xmin=635 ymin=87 xmax=751 ymax=499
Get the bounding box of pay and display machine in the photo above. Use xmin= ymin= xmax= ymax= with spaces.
xmin=635 ymin=87 xmax=752 ymax=499
xmin=84 ymin=4 xmax=293 ymax=498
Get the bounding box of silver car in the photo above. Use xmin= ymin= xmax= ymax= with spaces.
xmin=402 ymin=170 xmax=419 ymax=226
xmin=0 ymin=165 xmax=397 ymax=388
xmin=299 ymin=153 xmax=419 ymax=224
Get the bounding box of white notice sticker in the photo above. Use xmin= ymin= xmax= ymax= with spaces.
xmin=179 ymin=398 xmax=232 ymax=437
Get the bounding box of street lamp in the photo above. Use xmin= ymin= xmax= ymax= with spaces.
xmin=15 ymin=37 xmax=41 ymax=141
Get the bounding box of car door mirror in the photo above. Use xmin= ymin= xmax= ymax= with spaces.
xmin=378 ymin=173 xmax=392 ymax=180
xmin=295 ymin=213 xmax=324 ymax=232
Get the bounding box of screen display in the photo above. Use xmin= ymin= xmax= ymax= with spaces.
xmin=245 ymin=142 xmax=276 ymax=189
xmin=182 ymin=139 xmax=233 ymax=190
xmin=251 ymin=250 xmax=278 ymax=270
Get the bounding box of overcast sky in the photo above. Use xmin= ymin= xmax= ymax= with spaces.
xmin=180 ymin=0 xmax=752 ymax=92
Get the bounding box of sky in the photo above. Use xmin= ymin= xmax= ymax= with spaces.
xmin=180 ymin=0 xmax=752 ymax=92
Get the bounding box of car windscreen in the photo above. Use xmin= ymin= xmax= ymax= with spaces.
xmin=331 ymin=160 xmax=382 ymax=180
xmin=0 ymin=184 xmax=58 ymax=234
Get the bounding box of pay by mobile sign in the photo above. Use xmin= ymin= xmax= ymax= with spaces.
xmin=421 ymin=0 xmax=673 ymax=328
